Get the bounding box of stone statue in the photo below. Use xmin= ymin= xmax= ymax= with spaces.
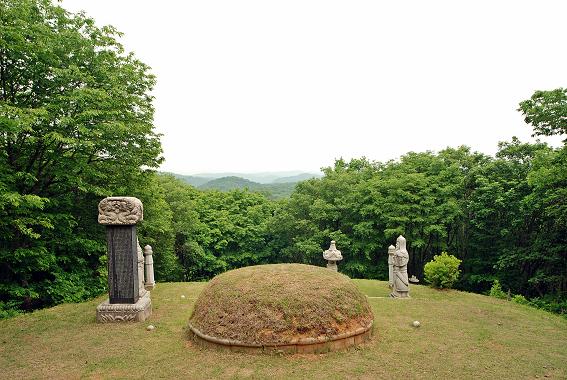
xmin=323 ymin=241 xmax=343 ymax=271
xmin=387 ymin=245 xmax=395 ymax=289
xmin=390 ymin=235 xmax=410 ymax=298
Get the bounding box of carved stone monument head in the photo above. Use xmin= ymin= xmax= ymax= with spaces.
xmin=98 ymin=197 xmax=143 ymax=225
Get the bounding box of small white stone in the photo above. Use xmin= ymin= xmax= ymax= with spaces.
xmin=412 ymin=321 xmax=421 ymax=327
xmin=181 ymin=295 xmax=186 ymax=299
xmin=146 ymin=325 xmax=155 ymax=331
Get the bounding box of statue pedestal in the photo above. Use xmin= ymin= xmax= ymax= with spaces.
xmin=389 ymin=291 xmax=410 ymax=299
xmin=96 ymin=292 xmax=152 ymax=323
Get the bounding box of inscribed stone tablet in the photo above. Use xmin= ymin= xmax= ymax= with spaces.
xmin=107 ymin=226 xmax=139 ymax=304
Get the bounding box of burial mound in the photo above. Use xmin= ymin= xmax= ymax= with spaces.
xmin=188 ymin=264 xmax=374 ymax=353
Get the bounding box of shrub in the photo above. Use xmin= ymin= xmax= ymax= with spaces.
xmin=528 ymin=296 xmax=567 ymax=317
xmin=511 ymin=294 xmax=529 ymax=305
xmin=423 ymin=252 xmax=462 ymax=289
xmin=489 ymin=280 xmax=507 ymax=299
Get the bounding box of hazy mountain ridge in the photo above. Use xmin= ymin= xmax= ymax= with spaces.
xmin=191 ymin=171 xmax=321 ymax=184
xmin=165 ymin=173 xmax=210 ymax=187
xmin=197 ymin=176 xmax=297 ymax=199
xmin=272 ymin=173 xmax=321 ymax=183
xmin=161 ymin=171 xmax=321 ymax=199
xmin=198 ymin=176 xmax=263 ymax=191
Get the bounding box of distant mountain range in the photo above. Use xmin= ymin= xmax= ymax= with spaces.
xmin=162 ymin=171 xmax=322 ymax=198
xmin=190 ymin=171 xmax=320 ymax=184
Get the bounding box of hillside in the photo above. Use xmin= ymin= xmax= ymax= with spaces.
xmin=163 ymin=173 xmax=211 ymax=187
xmin=198 ymin=176 xmax=264 ymax=192
xmin=272 ymin=173 xmax=321 ymax=183
xmin=193 ymin=171 xmax=319 ymax=184
xmin=197 ymin=176 xmax=298 ymax=198
xmin=1 ymin=280 xmax=566 ymax=379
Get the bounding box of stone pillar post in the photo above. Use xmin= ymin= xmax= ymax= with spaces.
xmin=96 ymin=197 xmax=152 ymax=322
xmin=137 ymin=239 xmax=146 ymax=298
xmin=388 ymin=245 xmax=395 ymax=289
xmin=144 ymin=245 xmax=155 ymax=291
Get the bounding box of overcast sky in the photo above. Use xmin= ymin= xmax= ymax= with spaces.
xmin=61 ymin=0 xmax=566 ymax=174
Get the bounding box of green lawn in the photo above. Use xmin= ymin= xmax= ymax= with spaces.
xmin=1 ymin=280 xmax=566 ymax=379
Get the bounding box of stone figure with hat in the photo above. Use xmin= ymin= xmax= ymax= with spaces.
xmin=390 ymin=235 xmax=410 ymax=298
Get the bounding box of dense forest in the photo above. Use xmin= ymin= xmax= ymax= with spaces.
xmin=1 ymin=0 xmax=566 ymax=318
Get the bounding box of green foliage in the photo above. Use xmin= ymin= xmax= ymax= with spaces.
xmin=423 ymin=252 xmax=462 ymax=289
xmin=489 ymin=280 xmax=507 ymax=299
xmin=527 ymin=296 xmax=567 ymax=317
xmin=133 ymin=172 xmax=181 ymax=282
xmin=157 ymin=175 xmax=275 ymax=281
xmin=511 ymin=294 xmax=529 ymax=305
xmin=519 ymin=88 xmax=567 ymax=139
xmin=0 ymin=0 xmax=162 ymax=315
xmin=491 ymin=287 xmax=566 ymax=318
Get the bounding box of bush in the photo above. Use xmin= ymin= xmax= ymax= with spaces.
xmin=528 ymin=296 xmax=567 ymax=317
xmin=489 ymin=280 xmax=507 ymax=299
xmin=423 ymin=252 xmax=462 ymax=289
xmin=511 ymin=294 xmax=529 ymax=305
xmin=0 ymin=301 xmax=21 ymax=320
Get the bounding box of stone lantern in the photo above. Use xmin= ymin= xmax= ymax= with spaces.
xmin=323 ymin=240 xmax=343 ymax=271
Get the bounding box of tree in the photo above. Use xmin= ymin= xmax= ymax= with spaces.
xmin=519 ymin=88 xmax=567 ymax=140
xmin=520 ymin=146 xmax=567 ymax=297
xmin=0 ymin=0 xmax=162 ymax=314
xmin=461 ymin=138 xmax=550 ymax=293
xmin=157 ymin=175 xmax=276 ymax=281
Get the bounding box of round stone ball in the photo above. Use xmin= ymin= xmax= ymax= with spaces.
xmin=146 ymin=325 xmax=155 ymax=331
xmin=412 ymin=321 xmax=421 ymax=328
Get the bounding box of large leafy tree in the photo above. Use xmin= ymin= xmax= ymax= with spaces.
xmin=519 ymin=88 xmax=567 ymax=140
xmin=523 ymin=146 xmax=567 ymax=297
xmin=513 ymin=88 xmax=567 ymax=299
xmin=0 ymin=0 xmax=163 ymax=315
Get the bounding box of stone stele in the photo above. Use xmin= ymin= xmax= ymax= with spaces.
xmin=96 ymin=196 xmax=152 ymax=322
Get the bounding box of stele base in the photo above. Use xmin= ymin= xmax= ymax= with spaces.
xmin=96 ymin=292 xmax=152 ymax=323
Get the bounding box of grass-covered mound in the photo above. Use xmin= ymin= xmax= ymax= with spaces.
xmin=188 ymin=264 xmax=373 ymax=345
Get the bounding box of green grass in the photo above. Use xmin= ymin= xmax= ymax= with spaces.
xmin=1 ymin=280 xmax=566 ymax=379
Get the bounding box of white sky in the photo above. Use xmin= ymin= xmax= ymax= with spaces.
xmin=61 ymin=0 xmax=566 ymax=174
